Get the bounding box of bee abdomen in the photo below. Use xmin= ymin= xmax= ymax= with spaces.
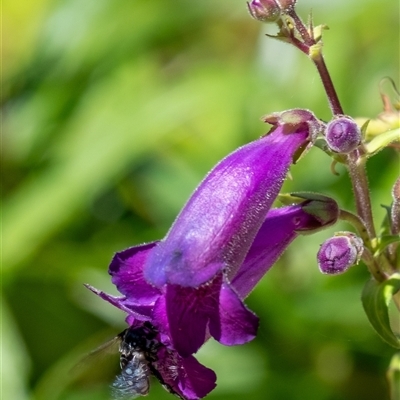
xmin=111 ymin=356 xmax=150 ymax=400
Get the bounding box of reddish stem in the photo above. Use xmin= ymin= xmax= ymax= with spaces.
xmin=287 ymin=9 xmax=344 ymax=115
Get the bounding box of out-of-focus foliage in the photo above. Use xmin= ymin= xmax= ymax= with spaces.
xmin=2 ymin=0 xmax=399 ymax=399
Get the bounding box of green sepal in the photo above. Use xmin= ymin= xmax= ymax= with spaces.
xmin=313 ymin=138 xmax=347 ymax=164
xmin=365 ymin=128 xmax=400 ymax=157
xmin=361 ymin=274 xmax=400 ymax=348
xmin=378 ymin=204 xmax=392 ymax=237
xmin=311 ymin=24 xmax=329 ymax=42
xmin=277 ymin=192 xmax=333 ymax=205
xmin=265 ymin=32 xmax=292 ymax=45
xmin=360 ymin=119 xmax=370 ymax=139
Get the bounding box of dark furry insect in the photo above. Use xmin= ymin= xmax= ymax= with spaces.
xmin=109 ymin=322 xmax=184 ymax=400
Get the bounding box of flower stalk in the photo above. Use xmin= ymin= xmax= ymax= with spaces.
xmin=284 ymin=8 xmax=344 ymax=115
xmin=346 ymin=151 xmax=376 ymax=240
xmin=338 ymin=209 xmax=371 ymax=249
xmin=361 ymin=246 xmax=389 ymax=282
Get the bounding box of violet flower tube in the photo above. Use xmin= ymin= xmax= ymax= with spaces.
xmin=144 ymin=110 xmax=321 ymax=288
xmin=141 ymin=109 xmax=322 ymax=356
xmin=85 ymin=109 xmax=332 ymax=399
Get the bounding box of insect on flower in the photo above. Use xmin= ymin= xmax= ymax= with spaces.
xmin=115 ymin=322 xmax=186 ymax=400
xmin=84 ymin=321 xmax=184 ymax=400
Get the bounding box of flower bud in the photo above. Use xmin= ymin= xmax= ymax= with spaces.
xmin=279 ymin=192 xmax=339 ymax=232
xmin=293 ymin=193 xmax=339 ymax=231
xmin=325 ymin=116 xmax=362 ymax=153
xmin=317 ymin=232 xmax=363 ymax=275
xmin=247 ymin=0 xmax=281 ymax=22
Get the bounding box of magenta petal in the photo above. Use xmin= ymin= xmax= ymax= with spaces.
xmin=154 ymin=275 xmax=258 ymax=357
xmin=84 ymin=284 xmax=153 ymax=319
xmin=209 ymin=282 xmax=258 ymax=346
xmin=165 ymin=285 xmax=215 ymax=357
xmin=177 ymin=355 xmax=217 ymax=399
xmin=109 ymin=243 xmax=161 ymax=304
xmin=231 ymin=204 xmax=321 ymax=298
xmin=154 ymin=277 xmax=222 ymax=357
xmin=155 ymin=346 xmax=217 ymax=400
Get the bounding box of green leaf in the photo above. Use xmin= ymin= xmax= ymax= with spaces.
xmin=375 ymin=235 xmax=400 ymax=255
xmin=362 ymin=274 xmax=400 ymax=348
xmin=387 ymin=352 xmax=400 ymax=400
xmin=365 ymin=127 xmax=400 ymax=156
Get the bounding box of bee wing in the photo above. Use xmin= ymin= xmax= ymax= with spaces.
xmin=85 ymin=335 xmax=121 ymax=358
xmin=71 ymin=334 xmax=121 ymax=380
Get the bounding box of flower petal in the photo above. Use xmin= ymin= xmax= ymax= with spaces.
xmin=209 ymin=282 xmax=259 ymax=346
xmin=177 ymin=355 xmax=217 ymax=399
xmin=231 ymin=203 xmax=328 ymax=298
xmin=109 ymin=243 xmax=161 ymax=304
xmin=153 ymin=275 xmax=258 ymax=357
xmin=154 ymin=347 xmax=217 ymax=399
xmin=84 ymin=284 xmax=153 ymax=319
xmin=153 ymin=276 xmax=222 ymax=357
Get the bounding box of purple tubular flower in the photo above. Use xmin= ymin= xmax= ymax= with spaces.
xmin=85 ymin=110 xmax=333 ymax=397
xmin=137 ymin=113 xmax=318 ymax=356
xmin=144 ymin=115 xmax=315 ymax=289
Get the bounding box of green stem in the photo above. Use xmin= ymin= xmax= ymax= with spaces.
xmin=339 ymin=209 xmax=371 ymax=249
xmin=361 ymin=247 xmax=388 ymax=282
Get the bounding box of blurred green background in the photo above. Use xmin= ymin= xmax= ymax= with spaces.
xmin=2 ymin=0 xmax=399 ymax=399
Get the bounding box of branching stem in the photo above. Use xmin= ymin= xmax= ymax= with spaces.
xmin=286 ymin=8 xmax=377 ymax=248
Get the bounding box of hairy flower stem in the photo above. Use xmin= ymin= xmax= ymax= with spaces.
xmin=346 ymin=152 xmax=377 ymax=240
xmin=361 ymin=247 xmax=388 ymax=282
xmin=339 ymin=209 xmax=371 ymax=248
xmin=311 ymin=53 xmax=344 ymax=115
xmin=286 ymin=9 xmax=344 ymax=115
